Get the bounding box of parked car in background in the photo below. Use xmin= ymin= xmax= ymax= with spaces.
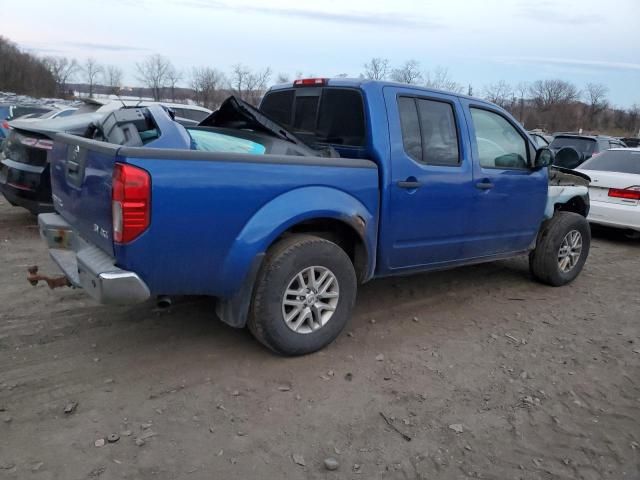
xmin=35 ymin=79 xmax=591 ymax=355
xmin=17 ymin=107 xmax=78 ymax=120
xmin=528 ymin=130 xmax=553 ymax=148
xmin=1 ymin=104 xmax=56 ymax=143
xmin=620 ymin=137 xmax=640 ymax=148
xmin=549 ymin=134 xmax=627 ymax=169
xmin=0 ymin=101 xmax=211 ymax=214
xmin=576 ymin=148 xmax=640 ymax=235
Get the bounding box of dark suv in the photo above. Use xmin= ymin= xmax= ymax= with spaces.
xmin=549 ymin=134 xmax=627 ymax=169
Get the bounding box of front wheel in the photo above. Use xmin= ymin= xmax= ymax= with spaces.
xmin=248 ymin=234 xmax=357 ymax=355
xmin=529 ymin=212 xmax=590 ymax=286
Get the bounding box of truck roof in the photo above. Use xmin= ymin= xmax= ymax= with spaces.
xmin=267 ymin=78 xmax=496 ymax=109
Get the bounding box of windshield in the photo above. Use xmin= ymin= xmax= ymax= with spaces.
xmin=580 ymin=149 xmax=640 ymax=175
xmin=261 ymin=87 xmax=366 ymax=147
xmin=549 ymin=136 xmax=596 ymax=155
xmin=188 ymin=129 xmax=266 ymax=155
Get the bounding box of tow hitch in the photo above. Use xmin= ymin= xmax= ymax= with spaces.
xmin=27 ymin=266 xmax=71 ymax=289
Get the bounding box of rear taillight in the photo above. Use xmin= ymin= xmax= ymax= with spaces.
xmin=1 ymin=120 xmax=9 ymax=129
xmin=112 ymin=163 xmax=151 ymax=243
xmin=608 ymin=186 xmax=640 ymax=201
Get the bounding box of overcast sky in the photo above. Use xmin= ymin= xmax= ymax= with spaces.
xmin=1 ymin=0 xmax=639 ymax=107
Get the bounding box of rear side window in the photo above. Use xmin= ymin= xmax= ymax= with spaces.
xmin=470 ymin=108 xmax=528 ymax=169
xmin=261 ymin=88 xmax=365 ymax=147
xmin=416 ymin=99 xmax=459 ymax=166
xmin=580 ymin=150 xmax=640 ymax=174
xmin=398 ymin=97 xmax=460 ymax=165
xmin=398 ymin=97 xmax=422 ymax=161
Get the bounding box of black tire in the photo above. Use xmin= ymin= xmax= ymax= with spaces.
xmin=248 ymin=234 xmax=357 ymax=356
xmin=529 ymin=212 xmax=590 ymax=286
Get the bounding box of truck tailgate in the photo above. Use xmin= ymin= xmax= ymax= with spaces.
xmin=50 ymin=134 xmax=119 ymax=255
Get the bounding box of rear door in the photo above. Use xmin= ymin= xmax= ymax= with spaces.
xmin=460 ymin=101 xmax=547 ymax=257
xmin=381 ymin=86 xmax=476 ymax=270
xmin=50 ymin=134 xmax=119 ymax=254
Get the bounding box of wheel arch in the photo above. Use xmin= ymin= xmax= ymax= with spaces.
xmin=215 ymin=186 xmax=377 ymax=328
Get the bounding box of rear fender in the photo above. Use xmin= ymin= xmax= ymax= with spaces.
xmin=216 ymin=186 xmax=377 ymax=327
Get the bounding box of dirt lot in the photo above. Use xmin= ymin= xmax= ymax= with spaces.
xmin=1 ymin=197 xmax=639 ymax=480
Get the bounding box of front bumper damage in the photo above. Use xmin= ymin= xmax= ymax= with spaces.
xmin=32 ymin=213 xmax=150 ymax=304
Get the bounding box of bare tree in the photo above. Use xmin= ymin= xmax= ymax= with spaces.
xmin=229 ymin=64 xmax=272 ymax=105
xmin=584 ymin=82 xmax=609 ymax=122
xmin=104 ymin=65 xmax=123 ymax=96
xmin=529 ymin=79 xmax=579 ymax=109
xmin=136 ymin=54 xmax=172 ymax=101
xmin=276 ymin=72 xmax=290 ymax=83
xmin=390 ymin=60 xmax=423 ymax=85
xmin=514 ymin=81 xmax=529 ymax=122
xmin=425 ymin=66 xmax=463 ymax=93
xmin=528 ymin=79 xmax=580 ymax=131
xmin=483 ymin=80 xmax=513 ymax=108
xmin=191 ymin=67 xmax=226 ymax=109
xmin=363 ymin=57 xmax=389 ymax=80
xmin=43 ymin=56 xmax=79 ymax=96
xmin=166 ymin=66 xmax=183 ymax=102
xmin=83 ymin=58 xmax=103 ymax=98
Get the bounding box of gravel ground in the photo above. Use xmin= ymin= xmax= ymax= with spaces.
xmin=1 ymin=196 xmax=639 ymax=480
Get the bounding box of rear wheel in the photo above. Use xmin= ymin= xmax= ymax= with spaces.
xmin=248 ymin=234 xmax=357 ymax=355
xmin=529 ymin=212 xmax=590 ymax=286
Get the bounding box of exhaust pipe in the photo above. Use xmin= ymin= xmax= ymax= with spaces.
xmin=156 ymin=295 xmax=172 ymax=309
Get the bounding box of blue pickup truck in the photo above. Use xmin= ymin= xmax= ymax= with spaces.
xmin=35 ymin=79 xmax=591 ymax=355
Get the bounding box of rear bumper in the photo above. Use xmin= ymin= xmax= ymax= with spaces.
xmin=38 ymin=212 xmax=151 ymax=304
xmin=588 ymin=200 xmax=640 ymax=232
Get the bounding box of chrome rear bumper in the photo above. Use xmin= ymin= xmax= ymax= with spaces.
xmin=38 ymin=213 xmax=150 ymax=304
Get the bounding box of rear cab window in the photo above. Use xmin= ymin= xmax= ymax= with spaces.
xmin=260 ymin=86 xmax=366 ymax=152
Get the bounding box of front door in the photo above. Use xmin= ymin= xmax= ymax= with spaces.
xmin=460 ymin=101 xmax=548 ymax=258
xmin=381 ymin=87 xmax=476 ymax=271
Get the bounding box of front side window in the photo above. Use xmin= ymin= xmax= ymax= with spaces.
xmin=470 ymin=108 xmax=528 ymax=169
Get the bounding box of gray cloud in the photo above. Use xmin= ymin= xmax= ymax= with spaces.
xmin=63 ymin=42 xmax=151 ymax=52
xmin=518 ymin=0 xmax=599 ymax=25
xmin=177 ymin=0 xmax=443 ymax=29
xmin=494 ymin=56 xmax=640 ymax=71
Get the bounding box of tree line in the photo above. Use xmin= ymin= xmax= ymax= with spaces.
xmin=1 ymin=37 xmax=638 ymax=136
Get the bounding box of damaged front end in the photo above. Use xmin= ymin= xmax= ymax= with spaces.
xmin=544 ymin=166 xmax=591 ymax=219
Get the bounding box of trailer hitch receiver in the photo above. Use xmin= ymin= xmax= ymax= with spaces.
xmin=27 ymin=266 xmax=71 ymax=289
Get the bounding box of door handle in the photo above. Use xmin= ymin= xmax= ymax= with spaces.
xmin=397 ymin=180 xmax=422 ymax=189
xmin=475 ymin=181 xmax=494 ymax=190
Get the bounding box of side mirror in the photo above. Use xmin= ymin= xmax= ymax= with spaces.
xmin=533 ymin=147 xmax=554 ymax=169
